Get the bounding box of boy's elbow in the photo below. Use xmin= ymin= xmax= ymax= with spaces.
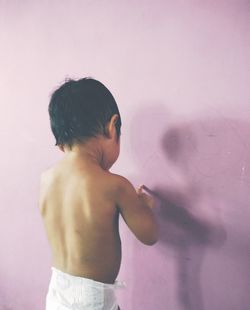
xmin=144 ymin=237 xmax=158 ymax=246
xmin=143 ymin=229 xmax=159 ymax=246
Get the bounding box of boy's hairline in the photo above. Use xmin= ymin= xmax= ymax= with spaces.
xmin=57 ymin=123 xmax=121 ymax=150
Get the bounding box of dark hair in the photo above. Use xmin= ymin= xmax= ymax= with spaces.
xmin=48 ymin=77 xmax=122 ymax=150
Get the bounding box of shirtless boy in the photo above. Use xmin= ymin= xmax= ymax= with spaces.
xmin=39 ymin=77 xmax=158 ymax=309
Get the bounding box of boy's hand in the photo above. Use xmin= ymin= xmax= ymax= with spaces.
xmin=136 ymin=185 xmax=156 ymax=209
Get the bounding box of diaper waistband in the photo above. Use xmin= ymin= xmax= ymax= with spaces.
xmin=51 ymin=267 xmax=126 ymax=290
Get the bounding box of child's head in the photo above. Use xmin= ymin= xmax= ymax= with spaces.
xmin=48 ymin=77 xmax=122 ymax=165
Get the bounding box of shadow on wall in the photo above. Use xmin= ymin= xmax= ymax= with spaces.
xmin=151 ymin=186 xmax=226 ymax=310
xmin=128 ymin=104 xmax=250 ymax=310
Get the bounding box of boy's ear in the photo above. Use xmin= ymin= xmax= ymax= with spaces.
xmin=105 ymin=114 xmax=119 ymax=138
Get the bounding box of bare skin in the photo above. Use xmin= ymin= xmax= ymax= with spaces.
xmin=39 ymin=114 xmax=158 ymax=285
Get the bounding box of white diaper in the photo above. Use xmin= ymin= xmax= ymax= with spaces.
xmin=46 ymin=267 xmax=126 ymax=310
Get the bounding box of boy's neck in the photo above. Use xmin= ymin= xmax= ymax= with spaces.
xmin=63 ymin=140 xmax=105 ymax=169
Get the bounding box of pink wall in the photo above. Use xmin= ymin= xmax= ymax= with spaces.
xmin=1 ymin=1 xmax=249 ymax=309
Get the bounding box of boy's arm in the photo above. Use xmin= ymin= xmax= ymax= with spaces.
xmin=115 ymin=176 xmax=158 ymax=245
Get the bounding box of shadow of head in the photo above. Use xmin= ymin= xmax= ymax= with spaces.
xmin=161 ymin=117 xmax=250 ymax=185
xmin=161 ymin=125 xmax=197 ymax=169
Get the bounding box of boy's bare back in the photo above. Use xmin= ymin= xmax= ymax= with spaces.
xmin=39 ymin=155 xmax=158 ymax=285
xmin=39 ymin=157 xmax=124 ymax=284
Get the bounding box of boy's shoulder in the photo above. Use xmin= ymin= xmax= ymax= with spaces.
xmin=109 ymin=172 xmax=128 ymax=182
xmin=108 ymin=172 xmax=133 ymax=192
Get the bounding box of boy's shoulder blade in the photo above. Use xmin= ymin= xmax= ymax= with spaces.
xmin=39 ymin=167 xmax=56 ymax=211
